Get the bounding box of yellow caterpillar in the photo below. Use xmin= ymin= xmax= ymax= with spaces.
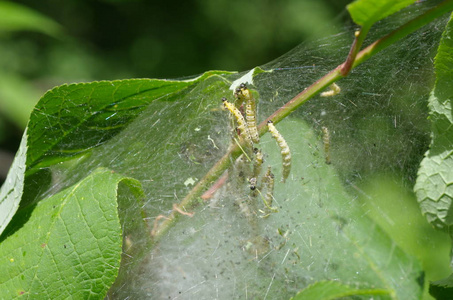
xmin=263 ymin=166 xmax=275 ymax=208
xmin=320 ymin=83 xmax=341 ymax=97
xmin=222 ymin=97 xmax=252 ymax=147
xmin=322 ymin=126 xmax=331 ymax=164
xmin=252 ymin=148 xmax=263 ymax=179
xmin=235 ymin=84 xmax=259 ymax=144
xmin=267 ymin=120 xmax=291 ymax=183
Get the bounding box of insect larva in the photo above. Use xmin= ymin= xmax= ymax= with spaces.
xmin=320 ymin=83 xmax=341 ymax=97
xmin=252 ymin=148 xmax=263 ymax=179
xmin=230 ymin=154 xmax=249 ymax=192
xmin=248 ymin=148 xmax=264 ymax=194
xmin=322 ymin=126 xmax=331 ymax=164
xmin=263 ymin=166 xmax=275 ymax=209
xmin=235 ymin=83 xmax=259 ymax=144
xmin=222 ymin=97 xmax=252 ymax=147
xmin=267 ymin=120 xmax=291 ymax=183
xmin=258 ymin=166 xmax=278 ymax=217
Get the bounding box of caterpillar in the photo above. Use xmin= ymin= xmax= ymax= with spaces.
xmin=248 ymin=149 xmax=264 ymax=195
xmin=322 ymin=126 xmax=331 ymax=164
xmin=235 ymin=83 xmax=259 ymax=144
xmin=267 ymin=120 xmax=291 ymax=183
xmin=252 ymin=148 xmax=263 ymax=179
xmin=263 ymin=166 xmax=275 ymax=209
xmin=222 ymin=97 xmax=252 ymax=148
xmin=320 ymin=83 xmax=341 ymax=97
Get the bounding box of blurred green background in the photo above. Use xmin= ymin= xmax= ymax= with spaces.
xmin=0 ymin=0 xmax=350 ymax=182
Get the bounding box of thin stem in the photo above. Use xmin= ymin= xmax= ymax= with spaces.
xmin=341 ymin=26 xmax=371 ymax=76
xmin=150 ymin=145 xmax=241 ymax=239
xmin=151 ymin=0 xmax=453 ymax=242
xmin=257 ymin=67 xmax=340 ymax=130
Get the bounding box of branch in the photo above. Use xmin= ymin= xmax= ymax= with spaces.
xmin=341 ymin=26 xmax=371 ymax=76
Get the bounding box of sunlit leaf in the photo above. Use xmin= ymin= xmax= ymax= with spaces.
xmin=347 ymin=0 xmax=417 ymax=28
xmin=26 ymin=72 xmax=233 ymax=174
xmin=0 ymin=71 xmax=234 ymax=237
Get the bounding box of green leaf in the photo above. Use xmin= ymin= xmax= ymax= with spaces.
xmin=414 ymin=13 xmax=453 ymax=231
xmin=0 ymin=70 xmax=239 ymax=298
xmin=0 ymin=131 xmax=26 ymax=236
xmin=430 ymin=273 xmax=453 ymax=299
xmin=26 ymin=72 xmax=233 ymax=175
xmin=290 ymin=280 xmax=389 ymax=300
xmin=347 ymin=0 xmax=417 ymax=28
xmin=0 ymin=70 xmax=233 ymax=238
xmin=0 ymin=1 xmax=62 ymax=37
xmin=0 ymin=168 xmax=141 ymax=299
xmin=414 ymin=12 xmax=453 ymax=299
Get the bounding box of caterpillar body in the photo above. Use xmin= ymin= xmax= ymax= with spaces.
xmin=235 ymin=84 xmax=259 ymax=144
xmin=263 ymin=166 xmax=275 ymax=209
xmin=252 ymin=148 xmax=263 ymax=179
xmin=322 ymin=126 xmax=331 ymax=164
xmin=222 ymin=97 xmax=253 ymax=148
xmin=267 ymin=120 xmax=291 ymax=183
xmin=320 ymin=83 xmax=341 ymax=97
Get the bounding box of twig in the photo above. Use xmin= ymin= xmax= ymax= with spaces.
xmin=172 ymin=203 xmax=194 ymax=217
xmin=201 ymin=171 xmax=229 ymax=200
xmin=341 ymin=28 xmax=370 ymax=76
